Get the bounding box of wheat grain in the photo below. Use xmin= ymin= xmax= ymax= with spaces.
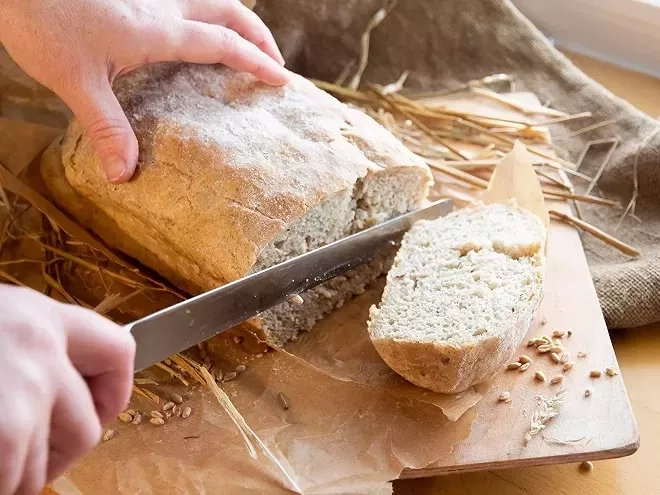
xmin=118 ymin=412 xmax=133 ymax=423
xmin=550 ymin=375 xmax=564 ymax=385
xmin=606 ymin=367 xmax=618 ymax=376
xmin=102 ymin=430 xmax=116 ymax=442
xmin=498 ymin=391 xmax=511 ymax=402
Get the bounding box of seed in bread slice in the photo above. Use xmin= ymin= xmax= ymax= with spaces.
xmin=367 ymin=202 xmax=546 ymax=394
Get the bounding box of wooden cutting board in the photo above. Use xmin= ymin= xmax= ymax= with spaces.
xmin=401 ymin=200 xmax=638 ymax=477
xmin=399 ymin=93 xmax=639 ymax=477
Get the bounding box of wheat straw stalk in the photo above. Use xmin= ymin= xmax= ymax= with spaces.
xmin=369 ymin=84 xmax=468 ymax=160
xmin=471 ymin=87 xmax=567 ymax=117
xmin=542 ymin=190 xmax=618 ymax=207
xmin=549 ymin=210 xmax=640 ymax=257
xmin=347 ymin=0 xmax=397 ymax=90
xmin=400 ymin=73 xmax=514 ymax=99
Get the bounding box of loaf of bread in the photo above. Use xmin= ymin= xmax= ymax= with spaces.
xmin=368 ymin=203 xmax=546 ymax=393
xmin=41 ymin=63 xmax=433 ymax=345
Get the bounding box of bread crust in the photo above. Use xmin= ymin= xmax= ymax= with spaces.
xmin=40 ymin=63 xmax=431 ymax=295
xmin=370 ymin=289 xmax=541 ymax=393
xmin=368 ymin=203 xmax=545 ymax=394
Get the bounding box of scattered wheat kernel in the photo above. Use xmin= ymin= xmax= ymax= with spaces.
xmin=132 ymin=413 xmax=142 ymax=425
xmin=176 ymin=408 xmax=182 ymax=418
xmin=256 ymin=353 xmax=264 ymax=358
xmin=550 ymin=375 xmax=564 ymax=385
xmin=567 ymin=330 xmax=573 ymax=337
xmin=150 ymin=417 xmax=165 ymax=426
xmin=171 ymin=405 xmax=179 ymax=416
xmin=535 ymin=371 xmax=546 ymax=382
xmin=606 ymin=367 xmax=618 ymax=376
xmin=214 ymin=369 xmax=224 ymax=381
xmin=519 ymin=355 xmax=532 ymax=364
xmin=552 ymin=330 xmax=565 ymax=338
xmin=560 ymin=352 xmax=570 ymax=364
xmin=182 ymin=407 xmax=192 ymax=419
xmin=233 ymin=336 xmax=243 ymax=344
xmin=289 ymin=295 xmax=304 ymax=305
xmin=562 ymin=361 xmax=575 ymax=371
xmin=590 ymin=369 xmax=602 ymax=378
xmin=584 ymin=388 xmax=593 ymax=397
xmin=171 ymin=393 xmax=183 ymax=404
xmin=224 ymin=371 xmax=237 ymax=382
xmin=519 ymin=362 xmax=531 ymax=372
xmin=541 ymin=316 xmax=548 ymax=325
xmin=580 ymin=461 xmax=594 ymax=471
xmin=507 ymin=362 xmax=522 ymax=370
xmin=578 ymin=351 xmax=588 ymax=358
xmin=550 ymin=345 xmax=563 ymax=353
xmin=102 ymin=430 xmax=116 ymax=442
xmin=498 ymin=391 xmax=511 ymax=402
xmin=150 ymin=410 xmax=164 ymax=419
xmin=118 ymin=412 xmax=133 ymax=423
xmin=235 ymin=364 xmax=247 ymax=373
xmin=527 ymin=339 xmax=536 ymax=347
xmin=162 ymin=401 xmax=175 ymax=411
xmin=537 ymin=344 xmax=551 ymax=353
xmin=126 ymin=409 xmax=137 ymax=416
xmin=550 ymin=352 xmax=560 ymax=363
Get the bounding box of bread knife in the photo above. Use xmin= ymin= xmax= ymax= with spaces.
xmin=126 ymin=198 xmax=454 ymax=371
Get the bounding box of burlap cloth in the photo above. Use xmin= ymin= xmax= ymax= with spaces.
xmin=1 ymin=0 xmax=659 ymax=328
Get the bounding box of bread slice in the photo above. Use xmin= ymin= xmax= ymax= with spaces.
xmin=40 ymin=63 xmax=433 ymax=346
xmin=367 ymin=203 xmax=546 ymax=393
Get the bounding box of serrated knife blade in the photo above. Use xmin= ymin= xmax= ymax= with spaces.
xmin=126 ymin=198 xmax=453 ymax=371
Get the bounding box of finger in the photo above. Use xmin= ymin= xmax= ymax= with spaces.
xmin=59 ymin=305 xmax=135 ymax=424
xmin=0 ymin=398 xmax=33 ymax=494
xmin=182 ymin=0 xmax=284 ymax=65
xmin=15 ymin=416 xmax=49 ymax=495
xmin=173 ymin=21 xmax=290 ymax=86
xmin=225 ymin=3 xmax=285 ymax=65
xmin=58 ymin=80 xmax=139 ymax=184
xmin=47 ymin=362 xmax=102 ymax=482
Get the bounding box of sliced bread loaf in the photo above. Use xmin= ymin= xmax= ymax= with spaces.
xmin=367 ymin=202 xmax=546 ymax=394
xmin=41 ymin=63 xmax=432 ymax=346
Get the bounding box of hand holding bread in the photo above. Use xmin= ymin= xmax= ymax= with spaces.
xmin=0 ymin=0 xmax=289 ymax=184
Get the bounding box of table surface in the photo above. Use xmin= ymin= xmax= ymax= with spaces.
xmin=395 ymin=52 xmax=660 ymax=495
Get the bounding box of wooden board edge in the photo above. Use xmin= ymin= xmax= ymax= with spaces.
xmin=399 ymin=432 xmax=640 ymax=479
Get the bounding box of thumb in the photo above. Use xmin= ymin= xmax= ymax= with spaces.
xmin=62 ymin=80 xmax=139 ymax=184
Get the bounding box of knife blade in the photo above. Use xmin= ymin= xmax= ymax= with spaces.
xmin=127 ymin=198 xmax=453 ymax=371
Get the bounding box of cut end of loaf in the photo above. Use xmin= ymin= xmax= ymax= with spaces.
xmin=368 ymin=203 xmax=546 ymax=393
